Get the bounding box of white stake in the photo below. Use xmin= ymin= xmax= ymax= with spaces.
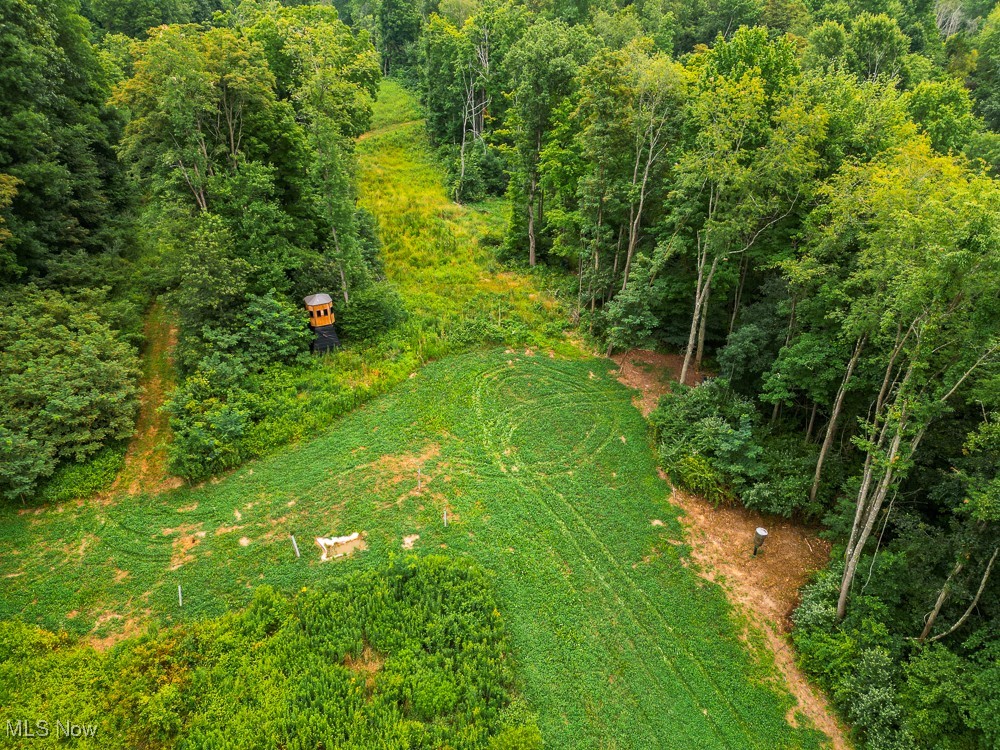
xmin=178 ymin=585 xmax=183 ymax=608
xmin=443 ymin=506 xmax=448 ymax=527
xmin=290 ymin=534 xmax=300 ymax=558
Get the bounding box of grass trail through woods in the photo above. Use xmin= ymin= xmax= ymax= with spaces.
xmin=357 ymin=80 xmax=569 ymax=339
xmin=107 ymin=301 xmax=180 ymax=498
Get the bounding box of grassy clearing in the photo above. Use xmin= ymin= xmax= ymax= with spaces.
xmin=357 ymin=80 xmax=569 ymax=339
xmin=0 ymin=81 xmax=822 ymax=749
xmin=210 ymin=79 xmax=576 ymax=464
xmin=0 ymin=351 xmax=821 ymax=749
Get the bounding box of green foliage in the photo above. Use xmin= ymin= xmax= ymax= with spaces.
xmin=37 ymin=442 xmax=127 ymax=503
xmin=335 ymin=281 xmax=408 ymax=342
xmin=905 ymin=78 xmax=977 ymax=153
xmin=0 ymin=288 xmax=140 ymax=501
xmin=650 ymin=378 xmax=762 ymax=504
xmin=0 ymin=557 xmax=540 ymax=749
xmin=0 ymin=0 xmax=131 ymax=279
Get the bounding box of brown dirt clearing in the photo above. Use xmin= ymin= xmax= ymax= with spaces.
xmin=163 ymin=523 xmax=205 ymax=570
xmin=611 ymin=349 xmax=705 ymax=416
xmin=344 ymin=645 xmax=384 ymax=693
xmin=667 ymin=484 xmax=850 ymax=749
xmin=87 ymin=610 xmax=148 ymax=652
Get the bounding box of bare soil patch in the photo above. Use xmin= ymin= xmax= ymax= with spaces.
xmin=611 ymin=349 xmax=704 ymax=416
xmin=368 ymin=443 xmax=441 ymax=492
xmin=402 ymin=534 xmax=420 ymax=549
xmin=88 ymin=610 xmax=148 ymax=652
xmin=344 ymin=644 xmax=384 ymax=693
xmin=162 ymin=523 xmax=204 ymax=570
xmin=667 ymin=483 xmax=850 ymax=749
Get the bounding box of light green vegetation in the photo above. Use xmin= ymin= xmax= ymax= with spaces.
xmin=0 ymin=349 xmax=821 ymax=749
xmin=357 ymin=80 xmax=569 ymax=337
xmin=367 ymin=78 xmax=425 ymax=130
xmin=195 ymin=80 xmax=575 ymax=467
xmin=1 ymin=557 xmax=540 ymax=749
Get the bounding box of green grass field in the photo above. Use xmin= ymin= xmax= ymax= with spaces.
xmin=0 ymin=351 xmax=821 ymax=749
xmin=0 ymin=81 xmax=824 ymax=749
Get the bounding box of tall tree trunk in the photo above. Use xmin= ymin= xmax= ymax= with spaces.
xmin=695 ymin=283 xmax=711 ymax=371
xmin=680 ymin=249 xmax=719 ymax=385
xmin=338 ymin=263 xmax=350 ymax=304
xmin=729 ymin=253 xmax=749 ymax=335
xmin=810 ymin=336 xmax=865 ymax=504
xmin=526 ymin=174 xmax=537 ymax=267
xmin=805 ymin=401 xmax=818 ymax=443
xmin=837 ymin=419 xmax=919 ymax=621
xmin=928 ymin=547 xmax=999 ymax=643
xmin=919 ymin=558 xmax=965 ymax=642
xmin=608 ymin=225 xmax=624 ymax=301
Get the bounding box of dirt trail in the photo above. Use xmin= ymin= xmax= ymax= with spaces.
xmin=615 ymin=348 xmax=851 ymax=749
xmin=611 ymin=349 xmax=704 ymax=416
xmin=106 ymin=301 xmax=182 ymax=499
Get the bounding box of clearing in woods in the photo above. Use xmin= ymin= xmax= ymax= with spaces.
xmin=0 ymin=82 xmax=833 ymax=749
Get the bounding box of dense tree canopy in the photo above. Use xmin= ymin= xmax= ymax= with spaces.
xmin=4 ymin=0 xmax=1000 ymax=746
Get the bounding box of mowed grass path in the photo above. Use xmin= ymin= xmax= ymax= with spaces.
xmin=357 ymin=80 xmax=567 ymax=340
xmin=0 ymin=352 xmax=820 ymax=749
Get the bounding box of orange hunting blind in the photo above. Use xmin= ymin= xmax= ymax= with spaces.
xmin=304 ymin=293 xmax=335 ymax=327
xmin=304 ymin=293 xmax=340 ymax=352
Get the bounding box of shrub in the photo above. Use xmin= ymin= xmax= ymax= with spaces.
xmin=0 ymin=558 xmax=540 ymax=749
xmin=163 ymin=360 xmax=253 ymax=481
xmin=335 ymin=282 xmax=408 ymax=343
xmin=37 ymin=442 xmax=128 ymax=503
xmin=0 ymin=287 xmax=140 ymax=501
xmin=742 ymin=434 xmax=823 ymax=517
xmin=650 ymin=378 xmax=762 ymax=503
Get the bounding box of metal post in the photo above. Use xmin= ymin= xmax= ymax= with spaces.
xmin=753 ymin=527 xmax=768 ymax=557
xmin=290 ymin=534 xmax=300 ymax=558
xmin=178 ymin=584 xmax=183 ymax=607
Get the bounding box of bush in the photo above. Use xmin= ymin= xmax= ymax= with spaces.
xmin=0 ymin=558 xmax=541 ymax=749
xmin=335 ymin=282 xmax=408 ymax=343
xmin=37 ymin=442 xmax=128 ymax=503
xmin=0 ymin=287 xmax=140 ymax=501
xmin=650 ymin=378 xmax=763 ymax=503
xmin=742 ymin=434 xmax=823 ymax=517
xmin=448 ymin=143 xmax=508 ymax=203
xmin=163 ymin=359 xmax=253 ymax=481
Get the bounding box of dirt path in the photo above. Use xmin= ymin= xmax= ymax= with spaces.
xmin=669 ymin=487 xmax=850 ymax=748
xmin=614 ymin=348 xmax=851 ymax=749
xmin=106 ymin=301 xmax=182 ymax=499
xmin=611 ymin=349 xmax=705 ymax=416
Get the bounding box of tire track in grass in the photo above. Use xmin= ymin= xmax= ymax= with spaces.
xmin=475 ymin=357 xmax=795 ymax=749
xmin=471 ymin=362 xmax=731 ymax=749
xmin=519 ymin=365 xmax=780 ymax=747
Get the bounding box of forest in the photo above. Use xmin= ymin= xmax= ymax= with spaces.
xmin=1 ymin=0 xmax=999 ymax=746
